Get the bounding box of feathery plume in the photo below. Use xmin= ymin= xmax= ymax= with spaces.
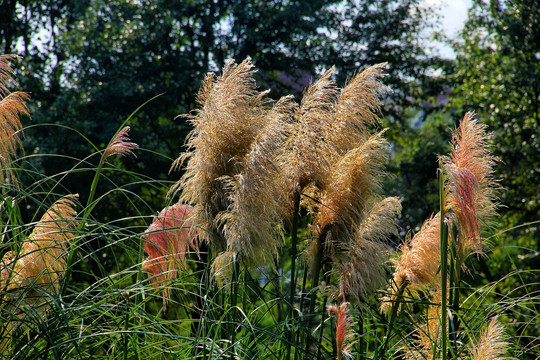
xmin=102 ymin=126 xmax=138 ymax=162
xmin=0 ymin=193 xmax=78 ymax=347
xmin=327 ymin=302 xmax=355 ymax=360
xmin=330 ymin=63 xmax=389 ymax=156
xmin=0 ymin=54 xmax=20 ymax=97
xmin=285 ymin=67 xmax=337 ymax=192
xmin=1 ymin=195 xmax=78 ymax=297
xmin=395 ymin=212 xmax=442 ymax=288
xmin=441 ymin=112 xmax=498 ymax=254
xmin=216 ymin=95 xmax=295 ymax=269
xmin=381 ymin=212 xmax=441 ymax=313
xmin=383 ymin=113 xmax=499 ymax=312
xmin=172 ymin=58 xmax=270 ymax=251
xmin=470 ymin=317 xmax=515 ymax=360
xmin=142 ymin=204 xmax=197 ymax=304
xmin=284 ymin=63 xmax=389 ymax=195
xmin=314 ymin=132 xmax=388 ymax=260
xmin=0 ymin=55 xmax=28 ymax=186
xmin=337 ymin=197 xmax=401 ymax=303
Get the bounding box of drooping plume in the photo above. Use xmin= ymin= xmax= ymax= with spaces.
xmin=314 ymin=132 xmax=389 ymax=263
xmin=142 ymin=204 xmax=197 ymax=304
xmin=102 ymin=126 xmax=139 ymax=163
xmin=0 ymin=55 xmax=29 ymax=186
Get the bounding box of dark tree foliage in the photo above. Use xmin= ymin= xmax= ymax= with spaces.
xmin=1 ymin=0 xmax=446 ymax=222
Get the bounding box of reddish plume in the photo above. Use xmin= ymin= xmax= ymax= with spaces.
xmin=142 ymin=204 xmax=197 ymax=304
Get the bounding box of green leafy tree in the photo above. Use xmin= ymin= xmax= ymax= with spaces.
xmin=1 ymin=0 xmax=447 ymax=214
xmin=450 ymin=0 xmax=539 ymax=248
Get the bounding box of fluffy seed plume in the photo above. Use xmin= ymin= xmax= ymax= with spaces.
xmin=441 ymin=112 xmax=498 ymax=254
xmin=337 ymin=197 xmax=401 ymax=303
xmin=0 ymin=194 xmax=78 ymax=327
xmin=381 ymin=212 xmax=441 ymax=313
xmin=217 ymin=95 xmax=295 ymax=268
xmin=0 ymin=55 xmax=29 ymax=186
xmin=470 ymin=317 xmax=515 ymax=360
xmin=102 ymin=126 xmax=138 ymax=162
xmin=285 ymin=67 xmax=337 ymax=192
xmin=142 ymin=204 xmax=197 ymax=305
xmin=327 ymin=302 xmax=355 ymax=360
xmin=383 ymin=113 xmax=499 ymax=312
xmin=284 ymin=63 xmax=389 ymax=195
xmin=172 ymin=58 xmax=270 ymax=251
xmin=314 ymin=132 xmax=388 ymax=261
xmin=330 ymin=63 xmax=389 ymax=156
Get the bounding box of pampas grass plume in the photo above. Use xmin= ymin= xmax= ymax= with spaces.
xmin=0 ymin=54 xmax=29 ymax=186
xmin=142 ymin=204 xmax=197 ymax=305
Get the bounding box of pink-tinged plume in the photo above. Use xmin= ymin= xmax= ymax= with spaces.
xmin=102 ymin=126 xmax=138 ymax=162
xmin=327 ymin=302 xmax=356 ymax=360
xmin=142 ymin=204 xmax=198 ymax=305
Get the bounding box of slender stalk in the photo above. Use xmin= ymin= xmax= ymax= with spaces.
xmin=439 ymin=165 xmax=449 ymax=360
xmin=61 ymin=95 xmax=163 ymax=296
xmin=287 ymin=191 xmax=301 ymax=360
xmin=296 ymin=263 xmax=309 ymax=360
xmin=230 ymin=255 xmax=239 ymax=356
xmin=379 ymin=281 xmax=406 ymax=356
xmin=316 ymin=270 xmax=330 ymax=359
xmin=123 ymin=295 xmax=130 ymax=360
xmin=306 ymin=231 xmax=324 ymax=355
xmin=357 ymin=313 xmax=364 ymax=358
xmin=449 ymin=224 xmax=460 ymax=356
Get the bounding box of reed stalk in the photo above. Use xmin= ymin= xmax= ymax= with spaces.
xmin=439 ymin=164 xmax=449 ymax=360
xmin=286 ymin=191 xmax=301 ymax=359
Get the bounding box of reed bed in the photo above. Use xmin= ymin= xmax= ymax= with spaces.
xmin=0 ymin=55 xmax=537 ymax=359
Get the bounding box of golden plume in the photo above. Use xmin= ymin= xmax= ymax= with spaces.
xmin=0 ymin=195 xmax=78 ymax=348
xmin=314 ymin=132 xmax=388 ymax=262
xmin=382 ymin=113 xmax=499 ymax=312
xmin=470 ymin=317 xmax=515 ymax=360
xmin=330 ymin=63 xmax=389 ymax=156
xmin=171 ymin=58 xmax=270 ymax=251
xmin=0 ymin=55 xmax=29 ymax=186
xmin=216 ymin=95 xmax=295 ymax=269
xmin=285 ymin=67 xmax=337 ymax=192
xmin=337 ymin=197 xmax=401 ymax=303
